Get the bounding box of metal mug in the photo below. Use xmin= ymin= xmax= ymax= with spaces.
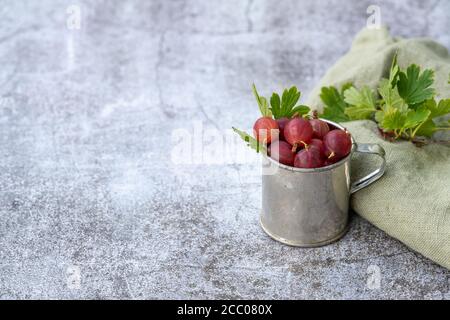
xmin=260 ymin=119 xmax=386 ymax=247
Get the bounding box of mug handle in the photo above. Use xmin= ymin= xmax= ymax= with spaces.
xmin=350 ymin=143 xmax=386 ymax=194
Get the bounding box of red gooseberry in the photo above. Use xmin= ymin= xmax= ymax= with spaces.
xmin=284 ymin=117 xmax=313 ymax=152
xmin=268 ymin=140 xmax=295 ymax=166
xmin=323 ymin=129 xmax=352 ymax=160
xmin=253 ymin=117 xmax=279 ymax=144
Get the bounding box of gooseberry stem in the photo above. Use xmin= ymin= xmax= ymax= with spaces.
xmin=291 ymin=141 xmax=308 ymax=153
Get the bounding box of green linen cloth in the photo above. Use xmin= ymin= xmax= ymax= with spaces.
xmin=306 ymin=27 xmax=450 ymax=269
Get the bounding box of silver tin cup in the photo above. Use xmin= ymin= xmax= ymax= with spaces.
xmin=260 ymin=119 xmax=386 ymax=247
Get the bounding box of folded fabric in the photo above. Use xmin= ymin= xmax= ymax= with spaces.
xmin=306 ymin=27 xmax=450 ymax=269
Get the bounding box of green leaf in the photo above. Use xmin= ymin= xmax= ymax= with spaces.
xmin=389 ymin=52 xmax=400 ymax=87
xmin=320 ymin=86 xmax=346 ymax=110
xmin=424 ymin=98 xmax=450 ymax=118
xmin=252 ymin=84 xmax=272 ymax=117
xmin=319 ymin=86 xmax=350 ymax=122
xmin=374 ymin=110 xmax=385 ymax=124
xmin=344 ymin=86 xmax=376 ymax=109
xmin=269 ymin=86 xmax=303 ymax=119
xmin=343 ymin=86 xmax=376 ymax=120
xmin=344 ymin=105 xmax=376 ymax=120
xmin=341 ymin=82 xmax=353 ymax=93
xmin=289 ymin=105 xmax=310 ymax=117
xmin=281 ymin=86 xmax=301 ymax=115
xmin=414 ymin=119 xmax=436 ymax=138
xmin=397 ymin=64 xmax=435 ymax=106
xmin=380 ymin=109 xmax=406 ymax=131
xmin=232 ymin=127 xmax=266 ymax=153
xmin=269 ymin=93 xmax=281 ymax=118
xmin=269 ymin=93 xmax=282 ymax=118
xmin=376 ymin=78 xmax=408 ymax=132
xmin=260 ymin=97 xmax=270 ymax=116
xmin=404 ymin=105 xmax=431 ymax=129
xmin=378 ymin=79 xmax=407 ymax=112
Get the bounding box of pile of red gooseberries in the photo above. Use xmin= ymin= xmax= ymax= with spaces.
xmin=253 ymin=116 xmax=352 ymax=168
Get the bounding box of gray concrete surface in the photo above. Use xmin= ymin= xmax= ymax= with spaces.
xmin=1 ymin=0 xmax=450 ymax=299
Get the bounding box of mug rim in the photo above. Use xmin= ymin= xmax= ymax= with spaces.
xmin=264 ymin=118 xmax=355 ymax=173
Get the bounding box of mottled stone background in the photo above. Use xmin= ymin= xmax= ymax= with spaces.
xmin=0 ymin=0 xmax=449 ymax=299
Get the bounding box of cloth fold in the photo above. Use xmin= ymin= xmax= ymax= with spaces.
xmin=306 ymin=27 xmax=450 ymax=269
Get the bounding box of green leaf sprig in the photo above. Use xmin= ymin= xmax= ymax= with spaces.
xmin=234 ymin=84 xmax=310 ymax=151
xmin=319 ymin=53 xmax=450 ymax=141
xmin=252 ymin=84 xmax=271 ymax=117
xmin=269 ymin=86 xmax=310 ymax=119
xmin=319 ymin=83 xmax=352 ymax=122
xmin=232 ymin=127 xmax=266 ymax=153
